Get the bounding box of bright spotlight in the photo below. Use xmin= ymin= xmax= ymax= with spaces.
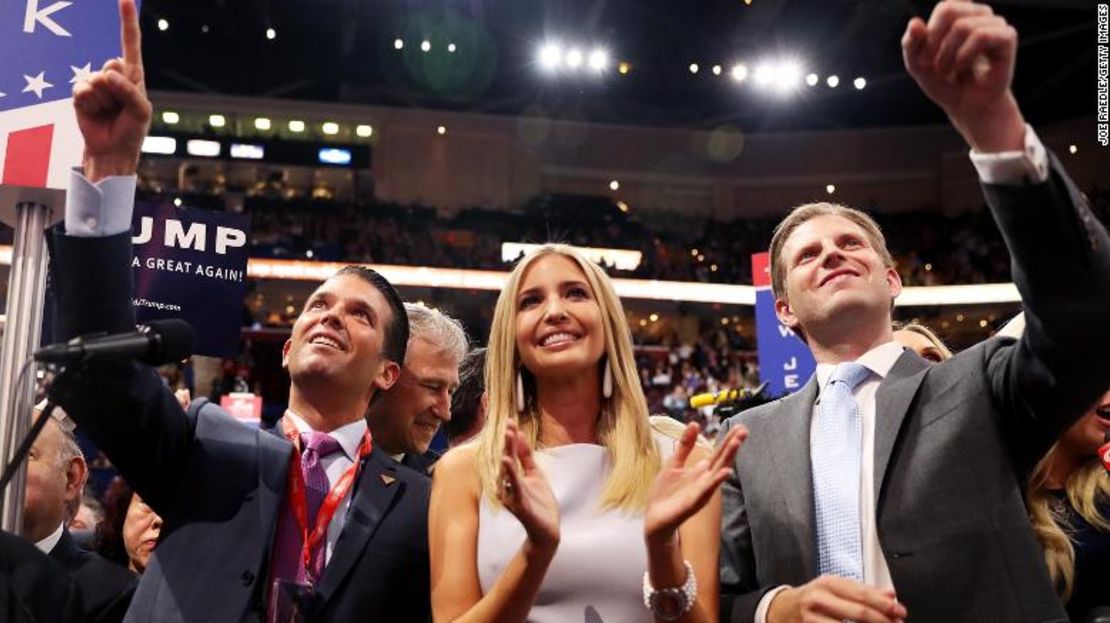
xmin=437 ymin=125 xmax=447 ymax=135
xmin=689 ymin=63 xmax=699 ymax=74
xmin=539 ymin=44 xmax=562 ymax=70
xmin=853 ymin=77 xmax=866 ymax=90
xmin=356 ymin=124 xmax=374 ymax=138
xmin=161 ymin=111 xmax=180 ymax=124
xmin=1068 ymin=144 xmax=1078 ymax=154
xmin=393 ymin=38 xmax=404 ymax=50
xmin=588 ymin=48 xmax=609 ymax=72
xmin=421 ymin=40 xmax=431 ymax=53
xmin=322 ymin=122 xmax=340 ymax=135
xmin=288 ymin=120 xmax=305 ymax=133
xmin=805 ymin=73 xmax=819 ymax=86
xmin=712 ymin=64 xmax=722 ymax=76
xmin=609 ymin=180 xmax=620 ymax=191
xmin=266 ymin=28 xmax=276 ymax=40
xmin=157 ymin=18 xmax=169 ymax=31
xmin=208 ymin=114 xmax=226 ymax=128
xmin=730 ymin=63 xmax=748 ymax=82
xmin=447 ymin=43 xmax=457 ymax=53
xmin=565 ymin=48 xmax=584 ymax=68
xmin=753 ymin=63 xmax=773 ymax=87
xmin=826 ymin=75 xmax=840 ymax=88
xmin=254 ymin=117 xmax=271 ymax=131
xmin=775 ymin=61 xmax=802 ymax=92
xmin=618 ymin=61 xmax=631 ymax=75
xmin=826 ymin=184 xmax=836 ymax=194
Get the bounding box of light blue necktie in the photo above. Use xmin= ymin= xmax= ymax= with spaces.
xmin=811 ymin=362 xmax=872 ymax=581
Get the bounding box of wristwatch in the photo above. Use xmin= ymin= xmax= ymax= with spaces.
xmin=642 ymin=560 xmax=697 ymax=621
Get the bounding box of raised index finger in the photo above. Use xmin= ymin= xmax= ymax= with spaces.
xmin=119 ymin=0 xmax=144 ymax=78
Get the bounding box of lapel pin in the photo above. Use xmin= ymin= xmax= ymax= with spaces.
xmin=380 ymin=474 xmax=396 ymax=486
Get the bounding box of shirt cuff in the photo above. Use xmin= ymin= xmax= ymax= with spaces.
xmin=968 ymin=124 xmax=1049 ymax=185
xmin=754 ymin=585 xmax=791 ymax=623
xmin=64 ymin=167 xmax=136 ymax=237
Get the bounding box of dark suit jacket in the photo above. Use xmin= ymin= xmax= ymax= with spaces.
xmin=719 ymin=156 xmax=1110 ymax=623
xmin=48 ymin=529 xmax=137 ymax=623
xmin=46 ymin=230 xmax=431 ymax=623
xmin=0 ymin=530 xmax=83 ymax=623
xmin=399 ymin=449 xmax=440 ymax=476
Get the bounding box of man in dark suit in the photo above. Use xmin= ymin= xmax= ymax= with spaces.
xmin=0 ymin=530 xmax=83 ymax=623
xmin=368 ymin=302 xmax=468 ymax=475
xmin=44 ymin=2 xmax=431 ymax=620
xmin=22 ymin=405 xmax=136 ymax=622
xmin=718 ymin=3 xmax=1110 ymax=622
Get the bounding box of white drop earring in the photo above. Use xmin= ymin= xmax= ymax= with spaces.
xmin=602 ymin=359 xmax=613 ymax=399
xmin=516 ymin=370 xmax=526 ymax=413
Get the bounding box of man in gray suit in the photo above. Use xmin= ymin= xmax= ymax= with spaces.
xmin=719 ymin=2 xmax=1110 ymax=622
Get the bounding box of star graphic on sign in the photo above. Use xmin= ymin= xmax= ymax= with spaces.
xmin=22 ymin=72 xmax=54 ymax=99
xmin=69 ymin=63 xmax=93 ymax=84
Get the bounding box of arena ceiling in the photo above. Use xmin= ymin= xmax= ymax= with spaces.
xmin=140 ymin=0 xmax=1096 ymax=131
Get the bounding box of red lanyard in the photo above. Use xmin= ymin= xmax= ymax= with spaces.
xmin=280 ymin=417 xmax=373 ymax=584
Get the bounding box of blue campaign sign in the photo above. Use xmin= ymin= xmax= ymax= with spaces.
xmin=751 ymin=252 xmax=815 ymax=397
xmin=131 ymin=202 xmax=251 ymax=358
xmin=1 ymin=0 xmax=131 ymax=112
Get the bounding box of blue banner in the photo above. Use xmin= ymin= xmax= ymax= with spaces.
xmin=752 ymin=252 xmax=815 ymax=397
xmin=131 ymin=202 xmax=250 ymax=357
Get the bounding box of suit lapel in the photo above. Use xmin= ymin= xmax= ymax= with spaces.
xmin=873 ymin=350 xmax=930 ymax=504
xmin=314 ymin=449 xmax=401 ymax=606
xmin=768 ymin=375 xmax=820 ymax=574
xmin=258 ymin=424 xmax=293 ymax=557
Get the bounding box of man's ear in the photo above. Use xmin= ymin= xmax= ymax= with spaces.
xmin=885 ymin=266 xmax=903 ymax=300
xmin=373 ymin=361 xmax=402 ymax=393
xmin=281 ymin=338 xmax=292 ymax=369
xmin=775 ymin=297 xmax=801 ymax=331
xmin=64 ymin=456 xmax=88 ymax=506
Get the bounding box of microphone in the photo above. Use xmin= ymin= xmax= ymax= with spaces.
xmin=690 ymin=382 xmax=768 ymax=409
xmin=1099 ymin=431 xmax=1110 ymax=476
xmin=33 ymin=319 xmax=195 ymax=366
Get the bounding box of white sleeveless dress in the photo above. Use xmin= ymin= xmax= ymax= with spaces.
xmin=477 ymin=430 xmax=678 ymax=623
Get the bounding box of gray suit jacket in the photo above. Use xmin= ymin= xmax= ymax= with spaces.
xmin=719 ymin=155 xmax=1110 ymax=623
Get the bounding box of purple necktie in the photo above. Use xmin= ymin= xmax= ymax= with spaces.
xmin=269 ymin=431 xmax=344 ymax=588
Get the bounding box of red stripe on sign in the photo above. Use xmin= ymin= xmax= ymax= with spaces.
xmin=751 ymin=252 xmax=771 ymax=288
xmin=2 ymin=124 xmax=55 ymax=187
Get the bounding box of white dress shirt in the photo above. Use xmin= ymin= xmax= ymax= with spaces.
xmin=282 ymin=411 xmax=367 ymax=565
xmin=754 ymin=128 xmax=1051 ymax=623
xmin=34 ymin=522 xmax=65 ymax=554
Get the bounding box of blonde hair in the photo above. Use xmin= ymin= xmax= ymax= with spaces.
xmin=1027 ymin=449 xmax=1110 ymax=601
xmin=475 ymin=244 xmax=661 ymax=511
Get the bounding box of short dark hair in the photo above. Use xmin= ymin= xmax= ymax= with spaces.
xmin=334 ymin=265 xmax=410 ymax=367
xmin=446 ymin=347 xmax=486 ymax=444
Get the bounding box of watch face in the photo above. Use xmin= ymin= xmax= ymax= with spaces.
xmin=649 ymin=589 xmax=687 ymax=619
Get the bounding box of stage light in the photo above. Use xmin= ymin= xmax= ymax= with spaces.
xmin=356 ymin=124 xmax=374 ymax=138
xmin=712 ymin=64 xmax=722 ymax=76
xmin=254 ymin=117 xmax=271 ymax=131
xmin=826 ymin=75 xmax=840 ymax=88
xmin=157 ymin=19 xmax=168 ymax=31
xmin=322 ymin=122 xmax=340 ymax=135
xmin=447 ymin=43 xmax=457 ymax=53
xmin=230 ymin=143 xmax=265 ymax=160
xmin=826 ymin=184 xmax=836 ymax=194
xmin=201 ymin=25 xmax=209 ymax=34
xmin=161 ymin=111 xmax=180 ymax=124
xmin=609 ymin=180 xmax=620 ymax=191
xmin=421 ymin=40 xmax=431 ymax=53
xmin=588 ymin=48 xmax=609 ymax=72
xmin=649 ymin=313 xmax=659 ymax=322
xmin=173 ymin=197 xmax=182 ymax=207
xmin=318 ymin=148 xmax=352 ymax=166
xmin=141 ymin=136 xmax=177 ymax=155
xmin=688 ymin=63 xmax=699 ymax=74
xmin=853 ymin=77 xmax=866 ymax=90
xmin=616 ymin=201 xmax=629 ymax=213
xmin=730 ymin=63 xmax=748 ymax=82
xmin=566 ymin=48 xmax=584 ymax=69
xmin=619 ymin=61 xmax=631 ymax=75
xmin=208 ymin=114 xmax=226 ymax=128
xmin=437 ymin=125 xmax=447 ymax=135
xmin=186 ymin=139 xmax=221 ymax=158
xmin=775 ymin=61 xmax=802 ymax=92
xmin=539 ymin=44 xmax=562 ymax=70
xmin=393 ymin=38 xmax=404 ymax=50
xmin=1068 ymin=144 xmax=1078 ymax=154
xmin=753 ymin=63 xmax=772 ymax=87
xmin=266 ymin=28 xmax=276 ymax=40
xmin=289 ymin=120 xmax=305 ymax=133
xmin=805 ymin=73 xmax=819 ymax=86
